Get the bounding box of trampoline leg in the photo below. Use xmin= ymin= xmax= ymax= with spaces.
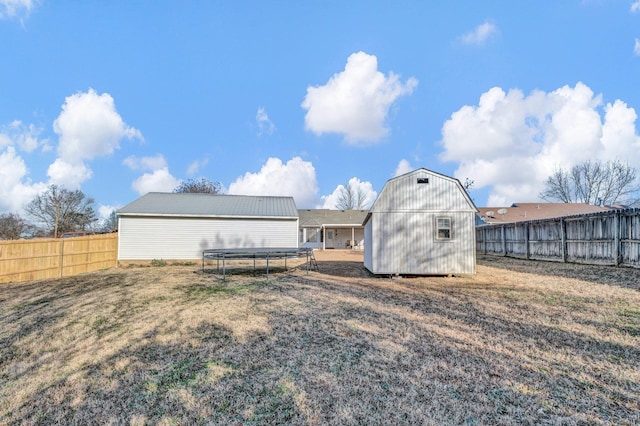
xmin=222 ymin=257 xmax=226 ymax=280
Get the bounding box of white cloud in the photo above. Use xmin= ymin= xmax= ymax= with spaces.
xmin=0 ymin=0 xmax=35 ymax=21
xmin=228 ymin=157 xmax=319 ymax=208
xmin=125 ymin=154 xmax=180 ymax=195
xmin=635 ymin=38 xmax=640 ymax=56
xmin=131 ymin=168 xmax=180 ymax=195
xmin=0 ymin=89 xmax=141 ymax=212
xmin=46 ymin=159 xmax=92 ymax=189
xmin=123 ymin=154 xmax=168 ymax=171
xmin=0 ymin=146 xmax=47 ymax=212
xmin=439 ymin=82 xmax=640 ymax=206
xmin=46 ymin=88 xmax=143 ymax=189
xmin=54 ymin=88 xmax=142 ymax=163
xmin=302 ymin=51 xmax=418 ymax=144
xmin=393 ymin=159 xmax=414 ymax=177
xmin=0 ymin=120 xmax=47 ymax=153
xmin=186 ymin=158 xmax=209 ymax=177
xmin=0 ymin=121 xmax=49 ymax=212
xmin=98 ymin=204 xmax=120 ymax=220
xmin=632 ymin=1 xmax=640 ymax=12
xmin=256 ymin=106 xmax=276 ymax=136
xmin=460 ymin=21 xmax=498 ymax=46
xmin=319 ymin=177 xmax=377 ymax=210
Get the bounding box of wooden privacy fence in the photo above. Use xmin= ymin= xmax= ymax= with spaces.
xmin=476 ymin=208 xmax=640 ymax=268
xmin=0 ymin=233 xmax=118 ymax=284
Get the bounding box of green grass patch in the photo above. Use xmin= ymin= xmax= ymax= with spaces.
xmin=182 ymin=281 xmax=267 ymax=299
xmin=616 ymin=307 xmax=640 ymax=336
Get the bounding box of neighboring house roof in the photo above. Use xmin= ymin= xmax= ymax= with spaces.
xmin=477 ymin=202 xmax=613 ymax=224
xmin=117 ymin=193 xmax=299 ymax=218
xmin=298 ymin=209 xmax=368 ymax=227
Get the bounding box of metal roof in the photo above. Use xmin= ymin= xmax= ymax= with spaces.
xmin=297 ymin=209 xmax=369 ymax=227
xmin=117 ymin=193 xmax=299 ymax=218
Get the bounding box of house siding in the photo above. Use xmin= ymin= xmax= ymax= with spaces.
xmin=118 ymin=216 xmax=298 ymax=260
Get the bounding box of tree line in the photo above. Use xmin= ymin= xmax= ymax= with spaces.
xmin=2 ymin=163 xmax=638 ymax=240
xmin=0 ymin=178 xmax=222 ymax=240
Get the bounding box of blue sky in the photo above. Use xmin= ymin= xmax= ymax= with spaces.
xmin=2 ymin=1 xmax=640 ymax=218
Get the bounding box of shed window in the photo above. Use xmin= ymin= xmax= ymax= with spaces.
xmin=436 ymin=217 xmax=452 ymax=240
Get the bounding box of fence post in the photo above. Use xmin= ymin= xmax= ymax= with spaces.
xmin=614 ymin=210 xmax=621 ymax=267
xmin=525 ymin=223 xmax=530 ymax=260
xmin=483 ymin=227 xmax=487 ymax=254
xmin=58 ymin=238 xmax=64 ymax=278
xmin=501 ymin=225 xmax=506 ymax=256
xmin=561 ymin=218 xmax=567 ymax=263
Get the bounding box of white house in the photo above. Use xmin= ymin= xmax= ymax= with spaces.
xmin=363 ymin=168 xmax=478 ymax=275
xmin=298 ymin=209 xmax=368 ymax=250
xmin=117 ymin=193 xmax=299 ymax=262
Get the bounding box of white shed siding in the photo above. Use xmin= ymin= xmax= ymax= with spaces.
xmin=118 ymin=216 xmax=298 ymax=260
xmin=364 ymin=168 xmax=477 ymax=275
xmin=369 ymin=212 xmax=475 ymax=274
xmin=364 ymin=219 xmax=373 ymax=270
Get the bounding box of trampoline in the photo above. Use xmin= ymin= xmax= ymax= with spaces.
xmin=202 ymin=247 xmax=318 ymax=279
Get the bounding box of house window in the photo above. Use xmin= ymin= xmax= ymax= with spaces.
xmin=436 ymin=217 xmax=452 ymax=240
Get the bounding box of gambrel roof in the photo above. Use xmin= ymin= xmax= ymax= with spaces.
xmin=117 ymin=193 xmax=298 ymax=219
xmin=364 ymin=168 xmax=477 ymax=225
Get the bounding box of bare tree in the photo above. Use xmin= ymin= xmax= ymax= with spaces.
xmin=174 ymin=178 xmax=223 ymax=194
xmin=0 ymin=213 xmax=33 ymax=240
xmin=540 ymin=168 xmax=574 ymax=203
xmin=540 ymin=160 xmax=639 ymax=206
xmin=25 ymin=185 xmax=98 ymax=238
xmin=101 ymin=210 xmax=118 ymax=233
xmin=336 ymin=181 xmax=370 ymax=210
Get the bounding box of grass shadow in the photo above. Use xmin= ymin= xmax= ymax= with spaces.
xmin=478 ymin=254 xmax=640 ymax=291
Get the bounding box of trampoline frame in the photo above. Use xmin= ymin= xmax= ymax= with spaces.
xmin=202 ymin=247 xmax=317 ymax=279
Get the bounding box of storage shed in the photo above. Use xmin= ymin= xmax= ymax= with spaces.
xmin=117 ymin=193 xmax=299 ymax=262
xmin=363 ymin=168 xmax=478 ymax=275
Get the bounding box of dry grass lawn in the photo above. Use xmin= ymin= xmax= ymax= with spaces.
xmin=0 ymin=251 xmax=639 ymax=425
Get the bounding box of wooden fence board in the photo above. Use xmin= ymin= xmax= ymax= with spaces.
xmin=0 ymin=233 xmax=117 ymax=284
xmin=477 ymin=208 xmax=640 ymax=268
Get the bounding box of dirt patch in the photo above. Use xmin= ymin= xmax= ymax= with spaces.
xmin=0 ymin=253 xmax=638 ymax=425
